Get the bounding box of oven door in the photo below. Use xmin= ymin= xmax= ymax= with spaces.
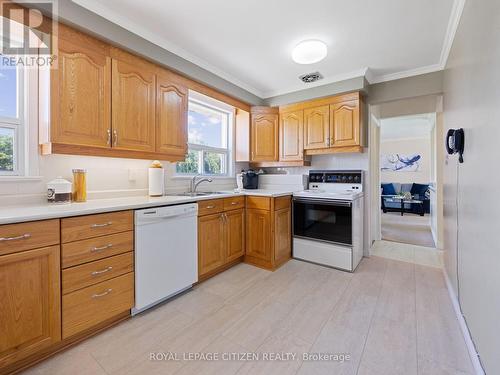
xmin=293 ymin=197 xmax=352 ymax=246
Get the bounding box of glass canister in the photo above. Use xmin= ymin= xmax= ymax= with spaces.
xmin=72 ymin=169 xmax=87 ymax=202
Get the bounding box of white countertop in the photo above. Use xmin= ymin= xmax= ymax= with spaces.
xmin=0 ymin=189 xmax=294 ymax=225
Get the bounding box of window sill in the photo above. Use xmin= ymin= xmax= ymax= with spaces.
xmin=0 ymin=176 xmax=43 ymax=182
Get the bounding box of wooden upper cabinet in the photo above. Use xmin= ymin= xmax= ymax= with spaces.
xmin=250 ymin=107 xmax=279 ymax=162
xmin=156 ymin=72 xmax=188 ymax=157
xmin=330 ymin=100 xmax=360 ymax=147
xmin=52 ymin=28 xmax=111 ymax=148
xmin=0 ymin=246 xmax=61 ymax=369
xmin=111 ymin=49 xmax=156 ymax=152
xmin=304 ymin=105 xmax=330 ymax=150
xmin=279 ymin=110 xmax=304 ymax=161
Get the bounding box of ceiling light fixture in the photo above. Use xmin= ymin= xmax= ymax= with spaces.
xmin=292 ymin=40 xmax=327 ymax=64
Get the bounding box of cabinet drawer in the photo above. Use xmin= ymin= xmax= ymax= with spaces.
xmin=62 ymin=272 xmax=134 ymax=339
xmin=61 ymin=211 xmax=133 ymax=243
xmin=274 ymin=196 xmax=291 ymax=211
xmin=223 ymin=196 xmax=245 ymax=211
xmin=0 ymin=219 xmax=60 ymax=255
xmin=61 ymin=231 xmax=133 ymax=268
xmin=62 ymin=252 xmax=134 ymax=294
xmin=198 ymin=199 xmax=224 ymax=216
xmin=246 ymin=196 xmax=271 ymax=211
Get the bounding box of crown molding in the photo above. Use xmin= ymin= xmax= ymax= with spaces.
xmin=367 ymin=0 xmax=465 ymax=84
xmin=73 ymin=0 xmax=466 ymax=99
xmin=72 ymin=0 xmax=266 ymax=97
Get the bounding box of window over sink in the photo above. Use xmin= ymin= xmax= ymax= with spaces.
xmin=176 ymin=93 xmax=233 ymax=176
xmin=0 ymin=58 xmax=24 ymax=175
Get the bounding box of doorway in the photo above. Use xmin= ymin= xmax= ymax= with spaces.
xmin=379 ymin=114 xmax=435 ymax=247
xmin=368 ymin=97 xmax=444 ymax=266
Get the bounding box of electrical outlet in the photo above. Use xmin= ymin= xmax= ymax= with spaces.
xmin=128 ymin=169 xmax=138 ymax=182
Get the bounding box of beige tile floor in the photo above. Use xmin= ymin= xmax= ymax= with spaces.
xmin=371 ymin=240 xmax=444 ymax=268
xmin=23 ymin=255 xmax=473 ymax=375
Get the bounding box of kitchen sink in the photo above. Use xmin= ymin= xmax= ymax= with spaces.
xmin=171 ymin=191 xmax=230 ymax=197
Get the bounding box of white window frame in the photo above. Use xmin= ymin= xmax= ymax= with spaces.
xmin=0 ymin=59 xmax=25 ymax=176
xmin=0 ymin=16 xmax=40 ymax=180
xmin=176 ymin=93 xmax=234 ymax=177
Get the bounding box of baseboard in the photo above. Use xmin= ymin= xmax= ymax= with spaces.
xmin=442 ymin=269 xmax=485 ymax=375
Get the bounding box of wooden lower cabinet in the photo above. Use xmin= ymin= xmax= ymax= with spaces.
xmin=274 ymin=207 xmax=292 ymax=265
xmin=62 ymin=272 xmax=134 ymax=339
xmin=245 ymin=209 xmax=272 ymax=263
xmin=198 ymin=200 xmax=245 ymax=280
xmin=245 ymin=196 xmax=292 ymax=270
xmin=225 ymin=209 xmax=245 ymax=263
xmin=0 ymin=245 xmax=61 ymax=370
xmin=198 ymin=212 xmax=226 ymax=277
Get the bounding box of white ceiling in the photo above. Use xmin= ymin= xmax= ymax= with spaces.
xmin=73 ymin=0 xmax=464 ymax=98
xmin=380 ymin=114 xmax=435 ymax=140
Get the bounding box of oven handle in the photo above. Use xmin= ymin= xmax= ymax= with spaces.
xmin=293 ymin=197 xmax=352 ymax=207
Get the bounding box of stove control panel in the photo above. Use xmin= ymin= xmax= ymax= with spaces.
xmin=308 ymin=170 xmax=363 ymax=184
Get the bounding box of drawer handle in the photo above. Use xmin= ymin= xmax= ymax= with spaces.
xmin=231 ymin=201 xmax=238 ymax=205
xmin=0 ymin=233 xmax=31 ymax=242
xmin=91 ymin=266 xmax=113 ymax=276
xmin=205 ymin=205 xmax=215 ymax=209
xmin=90 ymin=244 xmax=113 ymax=252
xmin=92 ymin=288 xmax=112 ymax=299
xmin=91 ymin=222 xmax=113 ymax=228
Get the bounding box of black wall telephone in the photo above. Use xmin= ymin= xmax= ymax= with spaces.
xmin=446 ymin=128 xmax=465 ymax=163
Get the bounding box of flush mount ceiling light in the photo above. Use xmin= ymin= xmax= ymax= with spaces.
xmin=292 ymin=40 xmax=328 ymax=64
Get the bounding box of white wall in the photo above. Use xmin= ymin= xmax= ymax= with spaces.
xmin=442 ymin=0 xmax=500 ymax=373
xmin=0 ymin=154 xmax=241 ymax=205
xmin=380 ymin=137 xmax=432 ymax=184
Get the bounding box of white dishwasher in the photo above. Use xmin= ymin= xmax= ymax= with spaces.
xmin=133 ymin=203 xmax=198 ymax=315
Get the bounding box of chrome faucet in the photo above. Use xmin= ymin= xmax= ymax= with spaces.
xmin=190 ymin=174 xmax=213 ymax=193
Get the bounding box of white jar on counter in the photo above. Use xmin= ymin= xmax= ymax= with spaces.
xmin=47 ymin=177 xmax=72 ymax=204
xmin=148 ymin=160 xmax=164 ymax=196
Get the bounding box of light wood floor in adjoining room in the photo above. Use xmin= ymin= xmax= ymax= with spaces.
xmin=23 ymin=257 xmax=474 ymax=375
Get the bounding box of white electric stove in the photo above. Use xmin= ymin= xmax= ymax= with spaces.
xmin=293 ymin=170 xmax=364 ymax=272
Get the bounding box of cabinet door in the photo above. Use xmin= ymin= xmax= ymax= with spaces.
xmin=225 ymin=209 xmax=245 ymax=263
xmin=251 ymin=112 xmax=279 ymax=161
xmin=156 ymin=75 xmax=188 ymax=157
xmin=0 ymin=246 xmax=61 ymax=369
xmin=198 ymin=213 xmax=225 ymax=277
xmin=274 ymin=207 xmax=291 ymax=264
xmin=280 ymin=110 xmax=304 ymax=161
xmin=330 ymin=100 xmax=360 ymax=147
xmin=245 ymin=209 xmax=272 ymax=262
xmin=304 ymin=105 xmax=330 ymax=149
xmin=111 ymin=54 xmax=156 ymax=152
xmin=52 ymin=36 xmax=111 ymax=148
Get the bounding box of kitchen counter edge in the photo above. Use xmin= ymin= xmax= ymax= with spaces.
xmin=0 ymin=191 xmax=294 ymax=225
